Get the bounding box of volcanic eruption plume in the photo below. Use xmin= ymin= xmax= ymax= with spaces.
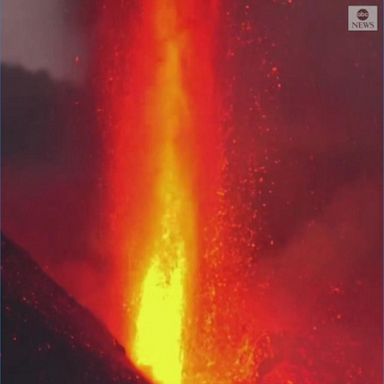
xmin=129 ymin=4 xmax=199 ymax=382
xmin=94 ymin=1 xmax=246 ymax=383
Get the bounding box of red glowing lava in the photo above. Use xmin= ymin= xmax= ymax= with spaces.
xmin=94 ymin=1 xmax=251 ymax=383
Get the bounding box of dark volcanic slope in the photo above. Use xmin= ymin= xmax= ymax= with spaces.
xmin=1 ymin=235 xmax=150 ymax=384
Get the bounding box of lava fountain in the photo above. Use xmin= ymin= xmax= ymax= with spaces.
xmin=132 ymin=5 xmax=197 ymax=383
xmin=97 ymin=1 xmax=221 ymax=383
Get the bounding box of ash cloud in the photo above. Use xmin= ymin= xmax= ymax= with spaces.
xmin=1 ymin=0 xmax=88 ymax=83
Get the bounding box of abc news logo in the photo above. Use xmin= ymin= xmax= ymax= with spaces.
xmin=357 ymin=9 xmax=370 ymax=20
xmin=348 ymin=6 xmax=378 ymax=31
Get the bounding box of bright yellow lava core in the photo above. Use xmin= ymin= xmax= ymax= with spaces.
xmin=133 ymin=4 xmax=195 ymax=384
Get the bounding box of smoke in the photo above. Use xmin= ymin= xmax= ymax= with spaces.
xmin=242 ymin=179 xmax=382 ymax=382
xmin=1 ymin=0 xmax=88 ymax=83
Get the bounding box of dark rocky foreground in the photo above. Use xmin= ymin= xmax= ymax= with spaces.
xmin=1 ymin=235 xmax=150 ymax=384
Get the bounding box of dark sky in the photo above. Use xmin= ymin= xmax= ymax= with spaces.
xmin=2 ymin=0 xmax=87 ymax=82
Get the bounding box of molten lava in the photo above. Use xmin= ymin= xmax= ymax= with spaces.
xmin=132 ymin=16 xmax=196 ymax=383
xmin=97 ymin=1 xmax=255 ymax=383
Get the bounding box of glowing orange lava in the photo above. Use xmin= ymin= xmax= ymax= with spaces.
xmin=127 ymin=3 xmax=197 ymax=383
xmin=132 ymin=9 xmax=196 ymax=382
xmin=98 ymin=1 xmax=258 ymax=383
